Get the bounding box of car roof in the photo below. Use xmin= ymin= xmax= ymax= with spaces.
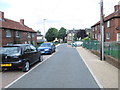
xmin=42 ymin=42 xmax=53 ymax=44
xmin=3 ymin=44 xmax=31 ymax=47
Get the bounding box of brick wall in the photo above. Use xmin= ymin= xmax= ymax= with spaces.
xmin=1 ymin=29 xmax=37 ymax=46
xmin=92 ymin=17 xmax=120 ymax=42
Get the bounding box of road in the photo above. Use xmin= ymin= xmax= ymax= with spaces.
xmin=1 ymin=55 xmax=50 ymax=88
xmin=4 ymin=44 xmax=100 ymax=88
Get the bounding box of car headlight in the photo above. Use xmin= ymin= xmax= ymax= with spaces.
xmin=45 ymin=49 xmax=50 ymax=51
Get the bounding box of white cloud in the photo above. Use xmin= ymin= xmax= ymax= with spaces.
xmin=1 ymin=0 xmax=120 ymax=34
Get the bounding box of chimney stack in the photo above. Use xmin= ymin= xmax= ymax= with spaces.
xmin=20 ymin=19 xmax=24 ymax=25
xmin=0 ymin=11 xmax=4 ymax=20
xmin=114 ymin=5 xmax=120 ymax=12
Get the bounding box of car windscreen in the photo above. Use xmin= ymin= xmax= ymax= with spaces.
xmin=0 ymin=46 xmax=20 ymax=55
xmin=40 ymin=43 xmax=51 ymax=47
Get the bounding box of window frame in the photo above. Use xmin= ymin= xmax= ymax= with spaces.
xmin=107 ymin=21 xmax=110 ymax=28
xmin=32 ymin=33 xmax=35 ymax=37
xmin=16 ymin=31 xmax=20 ymax=38
xmin=6 ymin=30 xmax=12 ymax=37
xmin=117 ymin=33 xmax=120 ymax=41
xmin=28 ymin=32 xmax=31 ymax=38
xmin=106 ymin=32 xmax=110 ymax=40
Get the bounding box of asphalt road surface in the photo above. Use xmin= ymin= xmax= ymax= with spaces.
xmin=6 ymin=44 xmax=100 ymax=88
xmin=1 ymin=55 xmax=50 ymax=88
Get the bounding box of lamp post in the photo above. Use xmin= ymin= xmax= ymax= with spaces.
xmin=43 ymin=19 xmax=47 ymax=36
xmin=43 ymin=19 xmax=46 ymax=41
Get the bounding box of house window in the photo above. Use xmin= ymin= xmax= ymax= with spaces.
xmin=16 ymin=31 xmax=20 ymax=37
xmin=106 ymin=32 xmax=110 ymax=40
xmin=95 ymin=26 xmax=97 ymax=30
xmin=107 ymin=21 xmax=110 ymax=28
xmin=93 ymin=34 xmax=95 ymax=39
xmin=92 ymin=28 xmax=94 ymax=31
xmin=95 ymin=34 xmax=97 ymax=39
xmin=28 ymin=32 xmax=31 ymax=38
xmin=6 ymin=30 xmax=11 ymax=37
xmin=32 ymin=33 xmax=35 ymax=37
xmin=98 ymin=34 xmax=101 ymax=41
xmin=117 ymin=33 xmax=120 ymax=41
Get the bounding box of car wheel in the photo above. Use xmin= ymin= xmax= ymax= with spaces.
xmin=39 ymin=55 xmax=43 ymax=62
xmin=22 ymin=61 xmax=30 ymax=72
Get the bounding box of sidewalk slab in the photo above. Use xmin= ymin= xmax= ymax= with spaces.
xmin=76 ymin=47 xmax=118 ymax=88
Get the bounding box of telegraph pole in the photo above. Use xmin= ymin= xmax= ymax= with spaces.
xmin=100 ymin=0 xmax=105 ymax=60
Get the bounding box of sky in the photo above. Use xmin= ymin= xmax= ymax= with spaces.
xmin=0 ymin=0 xmax=120 ymax=35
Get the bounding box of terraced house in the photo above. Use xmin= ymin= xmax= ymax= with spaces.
xmin=0 ymin=11 xmax=37 ymax=47
xmin=91 ymin=4 xmax=120 ymax=42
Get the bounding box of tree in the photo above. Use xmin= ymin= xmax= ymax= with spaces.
xmin=73 ymin=33 xmax=78 ymax=41
xmin=37 ymin=30 xmax=41 ymax=35
xmin=45 ymin=28 xmax=58 ymax=42
xmin=76 ymin=30 xmax=88 ymax=39
xmin=58 ymin=27 xmax=66 ymax=42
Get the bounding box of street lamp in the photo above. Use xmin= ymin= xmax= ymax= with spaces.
xmin=43 ymin=19 xmax=47 ymax=41
xmin=43 ymin=19 xmax=47 ymax=36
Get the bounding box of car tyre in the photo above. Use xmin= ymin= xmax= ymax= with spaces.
xmin=22 ymin=61 xmax=30 ymax=72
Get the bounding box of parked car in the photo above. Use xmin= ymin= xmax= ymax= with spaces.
xmin=38 ymin=42 xmax=56 ymax=54
xmin=72 ymin=41 xmax=83 ymax=47
xmin=0 ymin=44 xmax=43 ymax=72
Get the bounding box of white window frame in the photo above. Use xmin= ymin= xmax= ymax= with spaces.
xmin=107 ymin=21 xmax=110 ymax=28
xmin=106 ymin=32 xmax=110 ymax=40
xmin=28 ymin=32 xmax=31 ymax=38
xmin=16 ymin=31 xmax=20 ymax=37
xmin=95 ymin=34 xmax=97 ymax=39
xmin=6 ymin=30 xmax=11 ymax=37
xmin=95 ymin=26 xmax=97 ymax=30
xmin=117 ymin=33 xmax=120 ymax=41
xmin=92 ymin=28 xmax=94 ymax=31
xmin=32 ymin=33 xmax=35 ymax=37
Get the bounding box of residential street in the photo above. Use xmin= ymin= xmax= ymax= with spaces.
xmin=7 ymin=44 xmax=99 ymax=88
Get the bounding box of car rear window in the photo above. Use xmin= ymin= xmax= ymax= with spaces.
xmin=0 ymin=46 xmax=20 ymax=55
xmin=40 ymin=43 xmax=51 ymax=47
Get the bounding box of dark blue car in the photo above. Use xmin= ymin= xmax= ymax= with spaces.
xmin=38 ymin=42 xmax=56 ymax=54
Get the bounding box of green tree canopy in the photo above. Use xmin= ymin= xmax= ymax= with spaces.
xmin=76 ymin=30 xmax=88 ymax=39
xmin=45 ymin=27 xmax=58 ymax=42
xmin=37 ymin=30 xmax=41 ymax=35
xmin=58 ymin=27 xmax=66 ymax=41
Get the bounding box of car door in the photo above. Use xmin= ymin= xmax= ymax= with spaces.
xmin=29 ymin=45 xmax=39 ymax=64
xmin=23 ymin=45 xmax=33 ymax=65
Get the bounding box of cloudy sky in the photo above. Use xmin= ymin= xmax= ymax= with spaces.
xmin=0 ymin=0 xmax=120 ymax=34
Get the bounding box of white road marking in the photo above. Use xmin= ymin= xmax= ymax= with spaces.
xmin=76 ymin=49 xmax=103 ymax=88
xmin=4 ymin=44 xmax=60 ymax=88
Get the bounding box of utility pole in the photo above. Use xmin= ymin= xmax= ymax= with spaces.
xmin=100 ymin=0 xmax=105 ymax=60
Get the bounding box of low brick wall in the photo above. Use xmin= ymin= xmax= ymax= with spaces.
xmin=90 ymin=50 xmax=120 ymax=69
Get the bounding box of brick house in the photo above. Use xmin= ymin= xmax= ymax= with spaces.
xmin=0 ymin=11 xmax=37 ymax=47
xmin=91 ymin=5 xmax=120 ymax=42
xmin=67 ymin=29 xmax=79 ymax=43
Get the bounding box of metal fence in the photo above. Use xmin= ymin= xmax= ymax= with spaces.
xmin=83 ymin=40 xmax=120 ymax=60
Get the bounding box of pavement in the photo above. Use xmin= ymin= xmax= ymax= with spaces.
xmin=76 ymin=46 xmax=119 ymax=89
